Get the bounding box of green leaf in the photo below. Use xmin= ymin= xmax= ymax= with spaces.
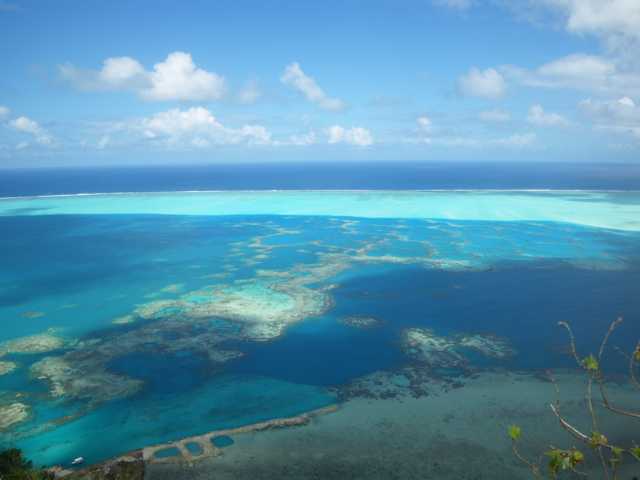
xmin=582 ymin=354 xmax=599 ymax=372
xmin=589 ymin=432 xmax=608 ymax=447
xmin=508 ymin=424 xmax=521 ymax=441
xmin=571 ymin=449 xmax=584 ymax=464
xmin=546 ymin=448 xmax=584 ymax=473
xmin=546 ymin=449 xmax=563 ymax=474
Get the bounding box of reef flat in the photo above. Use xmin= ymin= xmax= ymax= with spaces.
xmin=161 ymin=278 xmax=333 ymax=341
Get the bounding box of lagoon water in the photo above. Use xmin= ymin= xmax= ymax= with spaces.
xmin=1 ymin=179 xmax=640 ymax=471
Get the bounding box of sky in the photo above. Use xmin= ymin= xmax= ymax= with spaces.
xmin=0 ymin=0 xmax=639 ymax=167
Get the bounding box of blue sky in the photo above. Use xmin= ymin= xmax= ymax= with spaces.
xmin=0 ymin=0 xmax=639 ymax=166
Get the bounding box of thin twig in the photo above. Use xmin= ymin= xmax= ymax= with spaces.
xmin=598 ymin=317 xmax=624 ymax=362
xmin=547 ymin=370 xmax=560 ymax=401
xmin=511 ymin=442 xmax=542 ymax=478
xmin=594 ymin=318 xmax=640 ymax=418
xmin=586 ymin=377 xmax=600 ymax=433
xmin=549 ymin=403 xmax=591 ymax=443
xmin=558 ymin=321 xmax=581 ymax=366
xmin=598 ymin=380 xmax=640 ymax=419
xmin=596 ymin=446 xmax=611 ymax=480
xmin=631 ymin=342 xmax=640 ymax=391
xmin=549 ymin=403 xmax=615 ymax=479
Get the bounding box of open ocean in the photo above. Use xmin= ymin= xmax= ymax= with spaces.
xmin=2 ymin=162 xmax=640 ymax=196
xmin=1 ymin=162 xmax=639 ymax=477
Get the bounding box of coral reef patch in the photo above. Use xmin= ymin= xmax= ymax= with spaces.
xmin=0 ymin=329 xmax=70 ymax=357
xmin=0 ymin=402 xmax=30 ymax=431
xmin=30 ymin=318 xmax=244 ymax=407
xmin=0 ymin=360 xmax=17 ymax=376
xmin=402 ymin=327 xmax=515 ymax=369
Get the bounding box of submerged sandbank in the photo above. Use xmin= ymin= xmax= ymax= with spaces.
xmin=146 ymin=371 xmax=639 ymax=480
xmin=143 ymin=405 xmax=338 ymax=464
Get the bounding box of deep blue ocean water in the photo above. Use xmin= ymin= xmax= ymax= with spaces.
xmin=2 ymin=162 xmax=640 ymax=196
xmin=1 ymin=164 xmax=639 ymax=468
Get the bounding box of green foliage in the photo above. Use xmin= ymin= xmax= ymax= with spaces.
xmin=609 ymin=446 xmax=624 ymax=467
xmin=0 ymin=449 xmax=53 ymax=480
xmin=589 ymin=431 xmax=608 ymax=448
xmin=0 ymin=448 xmax=33 ymax=472
xmin=508 ymin=424 xmax=522 ymax=441
xmin=581 ymin=354 xmax=599 ymax=373
xmin=510 ymin=320 xmax=640 ymax=478
xmin=546 ymin=448 xmax=584 ymax=475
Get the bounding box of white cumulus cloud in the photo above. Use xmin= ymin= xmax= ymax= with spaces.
xmin=143 ymin=52 xmax=225 ymax=101
xmin=326 ymin=125 xmax=373 ymax=146
xmin=498 ymin=0 xmax=640 ymax=97
xmin=535 ymin=0 xmax=640 ymax=41
xmin=0 ymin=105 xmax=10 ymax=119
xmin=281 ymin=63 xmax=345 ymax=111
xmin=9 ymin=116 xmax=54 ymax=146
xmin=526 ymin=104 xmax=570 ymax=127
xmin=501 ymin=53 xmax=640 ymax=98
xmin=136 ymin=107 xmax=272 ymax=148
xmin=458 ymin=67 xmax=506 ymax=99
xmin=60 ymin=57 xmax=147 ymax=91
xmin=99 ymin=57 xmax=147 ymax=89
xmin=60 ymin=52 xmax=226 ymax=102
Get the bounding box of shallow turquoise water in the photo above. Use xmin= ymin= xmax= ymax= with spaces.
xmin=2 ymin=190 xmax=640 ymax=231
xmin=1 ymin=191 xmax=639 ymax=468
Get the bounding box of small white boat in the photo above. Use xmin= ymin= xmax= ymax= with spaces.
xmin=71 ymin=457 xmax=84 ymax=466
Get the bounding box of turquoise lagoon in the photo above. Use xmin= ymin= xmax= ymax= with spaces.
xmin=1 ymin=190 xmax=640 ymax=467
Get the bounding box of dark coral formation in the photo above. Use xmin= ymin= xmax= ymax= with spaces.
xmin=335 ymin=366 xmax=467 ymax=402
xmin=338 ymin=316 xmax=383 ymax=329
